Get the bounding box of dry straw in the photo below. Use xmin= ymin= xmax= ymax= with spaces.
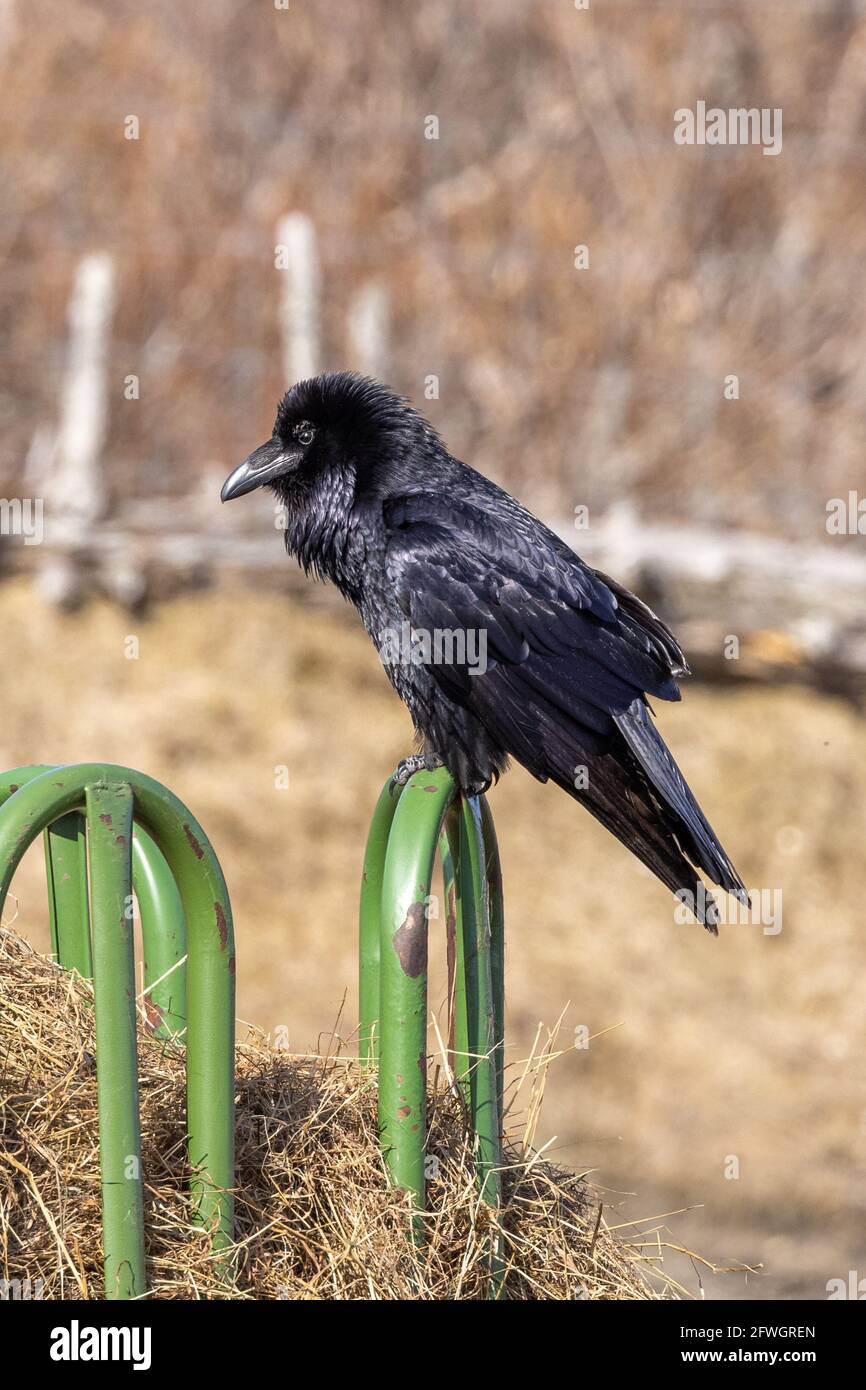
xmin=0 ymin=926 xmax=677 ymax=1300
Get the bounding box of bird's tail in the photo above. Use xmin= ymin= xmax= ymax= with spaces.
xmin=615 ymin=697 xmax=747 ymax=900
xmin=550 ymin=698 xmax=746 ymax=934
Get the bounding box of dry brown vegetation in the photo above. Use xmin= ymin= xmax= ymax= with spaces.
xmin=2 ymin=1 xmax=865 ymax=541
xmin=0 ymin=580 xmax=863 ymax=1300
xmin=0 ymin=924 xmax=674 ymax=1300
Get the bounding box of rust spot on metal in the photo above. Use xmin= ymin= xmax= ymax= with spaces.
xmin=214 ymin=901 xmax=228 ymax=950
xmin=228 ymin=955 xmax=236 ymax=976
xmin=418 ymin=1051 xmax=427 ymax=1084
xmin=183 ymin=823 xmax=205 ymax=860
xmin=99 ymin=813 xmax=112 ymax=826
xmin=423 ymin=785 xmax=438 ymax=793
xmin=397 ymin=1105 xmax=411 ymax=1119
xmin=115 ymin=835 xmax=126 ymax=847
xmin=392 ymin=902 xmax=427 ymax=977
xmin=7 ymin=784 xmax=18 ymax=794
xmin=144 ymin=999 xmax=165 ymax=1032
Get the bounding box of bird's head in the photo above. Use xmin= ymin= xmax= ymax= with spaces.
xmin=221 ymin=371 xmax=434 ymax=509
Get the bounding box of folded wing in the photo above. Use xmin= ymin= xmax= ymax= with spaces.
xmin=384 ymin=492 xmax=746 ymax=929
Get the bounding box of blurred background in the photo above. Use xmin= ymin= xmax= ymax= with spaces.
xmin=2 ymin=0 xmax=866 ymax=1300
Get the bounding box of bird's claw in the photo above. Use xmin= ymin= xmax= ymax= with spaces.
xmin=390 ymin=753 xmax=444 ymax=790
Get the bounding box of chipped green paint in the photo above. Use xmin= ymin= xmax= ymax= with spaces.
xmin=392 ymin=901 xmax=428 ymax=977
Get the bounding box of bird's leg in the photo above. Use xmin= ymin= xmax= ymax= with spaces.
xmin=390 ymin=750 xmax=444 ymax=788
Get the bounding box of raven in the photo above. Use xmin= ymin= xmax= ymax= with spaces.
xmin=222 ymin=372 xmax=746 ymax=930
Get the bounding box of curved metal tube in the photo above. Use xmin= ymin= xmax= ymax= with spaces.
xmin=365 ymin=764 xmax=506 ymax=1253
xmin=378 ymin=767 xmax=455 ymax=1220
xmin=358 ymin=776 xmax=405 ymax=1069
xmin=444 ymin=796 xmax=503 ymax=1210
xmin=0 ymin=763 xmax=234 ymax=1298
xmin=0 ymin=766 xmax=188 ymax=1037
xmin=86 ymin=779 xmax=144 ymax=1298
xmin=479 ymin=797 xmax=505 ymax=1131
xmin=133 ymin=824 xmax=187 ymax=1038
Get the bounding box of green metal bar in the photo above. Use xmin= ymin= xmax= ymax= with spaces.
xmin=378 ymin=766 xmax=456 ymax=1218
xmin=439 ymin=828 xmax=457 ymax=1061
xmin=359 ymin=777 xmax=405 ymax=1068
xmin=0 ymin=764 xmax=54 ymax=801
xmin=0 ymin=763 xmax=235 ymax=1274
xmin=443 ymin=806 xmax=471 ymax=1106
xmin=479 ymin=798 xmax=505 ymax=1131
xmin=453 ymin=795 xmax=504 ymax=1296
xmin=454 ymin=795 xmax=502 ymax=1210
xmin=86 ymin=781 xmax=145 ymax=1299
xmin=1 ymin=765 xmax=189 ymax=1036
xmin=44 ymin=813 xmax=91 ymax=977
xmin=133 ymin=825 xmax=187 ymax=1038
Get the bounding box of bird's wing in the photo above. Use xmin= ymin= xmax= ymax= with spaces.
xmin=383 ymin=491 xmax=685 ymax=720
xmin=383 ymin=492 xmax=745 ymax=912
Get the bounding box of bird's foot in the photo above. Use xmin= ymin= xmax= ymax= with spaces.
xmin=462 ymin=777 xmax=492 ymax=797
xmin=390 ymin=752 xmax=444 ymax=789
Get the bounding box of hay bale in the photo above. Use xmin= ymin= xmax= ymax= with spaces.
xmin=0 ymin=927 xmax=665 ymax=1300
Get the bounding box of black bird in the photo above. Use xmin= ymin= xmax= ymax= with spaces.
xmin=222 ymin=372 xmax=746 ymax=931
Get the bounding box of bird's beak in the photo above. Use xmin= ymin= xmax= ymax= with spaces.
xmin=220 ymin=439 xmax=295 ymax=502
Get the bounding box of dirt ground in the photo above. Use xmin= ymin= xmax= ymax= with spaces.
xmin=2 ymin=578 xmax=864 ymax=1301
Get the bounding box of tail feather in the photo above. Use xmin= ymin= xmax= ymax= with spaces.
xmin=470 ymin=668 xmax=745 ymax=933
xmin=536 ymin=705 xmax=743 ymax=935
xmin=613 ymin=697 xmax=747 ymax=902
xmin=549 ymin=753 xmax=724 ymax=934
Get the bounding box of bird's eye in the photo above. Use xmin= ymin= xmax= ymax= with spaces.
xmin=295 ymin=422 xmax=316 ymax=446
